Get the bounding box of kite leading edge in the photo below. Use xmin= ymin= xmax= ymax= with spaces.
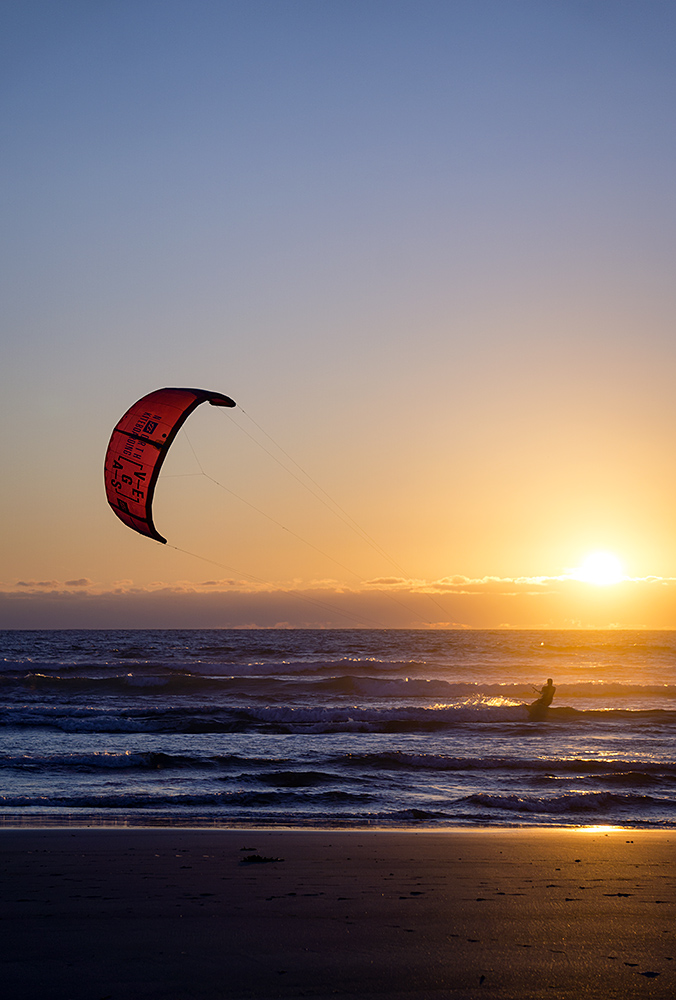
xmin=104 ymin=387 xmax=236 ymax=544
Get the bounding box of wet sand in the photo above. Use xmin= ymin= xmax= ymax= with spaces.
xmin=1 ymin=827 xmax=674 ymax=999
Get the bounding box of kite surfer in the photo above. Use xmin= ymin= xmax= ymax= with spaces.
xmin=527 ymin=678 xmax=555 ymax=719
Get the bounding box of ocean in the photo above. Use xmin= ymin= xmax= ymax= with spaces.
xmin=1 ymin=629 xmax=675 ymax=828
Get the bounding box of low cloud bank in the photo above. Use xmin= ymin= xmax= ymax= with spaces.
xmin=2 ymin=576 xmax=675 ymax=629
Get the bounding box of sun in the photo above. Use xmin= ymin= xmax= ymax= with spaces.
xmin=571 ymin=551 xmax=625 ymax=586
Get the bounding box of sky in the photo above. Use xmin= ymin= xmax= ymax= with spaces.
xmin=2 ymin=0 xmax=676 ymax=629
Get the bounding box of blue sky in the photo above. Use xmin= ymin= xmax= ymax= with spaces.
xmin=2 ymin=1 xmax=676 ymax=627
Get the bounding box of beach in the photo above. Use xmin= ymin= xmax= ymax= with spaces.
xmin=2 ymin=827 xmax=674 ymax=999
xmin=2 ymin=631 xmax=674 ymax=995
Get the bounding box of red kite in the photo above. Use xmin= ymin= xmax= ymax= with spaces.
xmin=104 ymin=387 xmax=236 ymax=543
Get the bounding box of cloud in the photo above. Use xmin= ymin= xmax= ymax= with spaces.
xmin=428 ymin=575 xmax=551 ymax=594
xmin=2 ymin=575 xmax=676 ymax=629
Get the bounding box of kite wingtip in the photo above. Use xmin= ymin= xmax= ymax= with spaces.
xmin=208 ymin=394 xmax=236 ymax=408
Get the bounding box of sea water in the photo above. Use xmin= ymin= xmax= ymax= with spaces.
xmin=1 ymin=629 xmax=674 ymax=827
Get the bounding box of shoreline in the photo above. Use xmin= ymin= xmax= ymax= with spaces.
xmin=3 ymin=815 xmax=676 ymax=831
xmin=3 ymin=826 xmax=674 ymax=998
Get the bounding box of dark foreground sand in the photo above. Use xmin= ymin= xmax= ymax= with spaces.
xmin=1 ymin=827 xmax=674 ymax=999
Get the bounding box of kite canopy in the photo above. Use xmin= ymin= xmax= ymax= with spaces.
xmin=104 ymin=387 xmax=236 ymax=543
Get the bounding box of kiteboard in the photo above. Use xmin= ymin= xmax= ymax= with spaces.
xmin=525 ymin=700 xmax=549 ymax=721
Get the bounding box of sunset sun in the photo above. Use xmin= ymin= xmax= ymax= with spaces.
xmin=571 ymin=551 xmax=625 ymax=586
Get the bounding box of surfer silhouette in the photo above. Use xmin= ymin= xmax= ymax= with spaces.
xmin=527 ymin=678 xmax=555 ymax=718
xmin=535 ymin=678 xmax=556 ymax=708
